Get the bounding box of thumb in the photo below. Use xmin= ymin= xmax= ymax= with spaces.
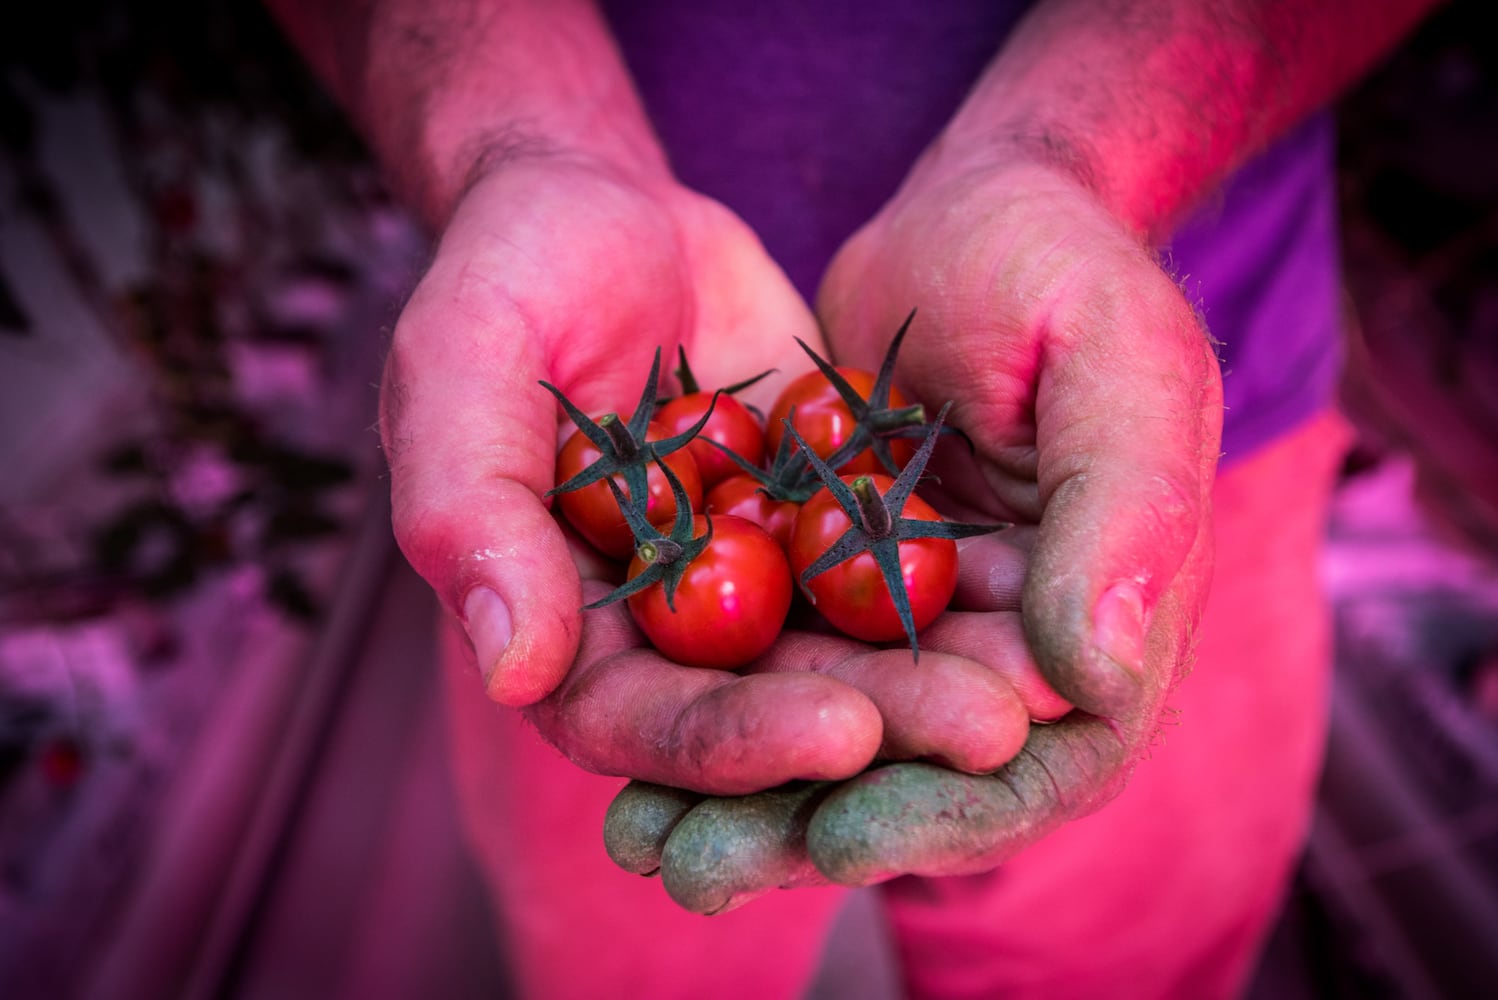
xmin=1023 ymin=263 xmax=1222 ymax=721
xmin=381 ymin=271 xmax=582 ymax=707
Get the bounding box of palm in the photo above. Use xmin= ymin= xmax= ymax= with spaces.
xmin=440 ymin=161 xmax=818 ymax=419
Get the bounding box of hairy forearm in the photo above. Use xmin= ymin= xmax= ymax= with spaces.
xmin=934 ymin=0 xmax=1442 ymax=236
xmin=264 ymin=0 xmax=667 ymax=228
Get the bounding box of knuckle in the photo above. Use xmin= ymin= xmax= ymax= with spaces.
xmin=387 ymin=477 xmax=459 ymax=579
xmin=1131 ymin=468 xmax=1206 ymax=561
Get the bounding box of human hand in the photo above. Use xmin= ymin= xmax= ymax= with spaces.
xmin=603 ymin=152 xmax=1222 ymax=906
xmin=809 ymin=154 xmax=1223 ymax=880
xmin=383 ymin=156 xmax=892 ymax=793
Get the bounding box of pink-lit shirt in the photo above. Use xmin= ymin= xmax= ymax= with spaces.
xmin=603 ymin=0 xmax=1343 ymax=464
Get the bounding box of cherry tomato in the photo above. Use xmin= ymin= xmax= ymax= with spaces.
xmin=556 ymin=419 xmax=702 ymax=559
xmin=656 ymin=392 xmax=765 ymax=490
xmin=765 ymin=368 xmax=917 ymax=475
xmin=705 ymin=474 xmax=800 ymax=552
xmin=787 ymin=474 xmax=957 ymax=643
xmin=627 ymin=514 xmax=792 ymax=669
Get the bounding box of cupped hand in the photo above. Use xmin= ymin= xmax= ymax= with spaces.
xmin=801 ymin=155 xmax=1222 ymax=882
xmin=604 ymin=153 xmax=1222 ymax=908
xmin=384 ymin=156 xmax=889 ymax=794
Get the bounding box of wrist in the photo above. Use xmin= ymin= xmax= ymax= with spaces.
xmin=374 ymin=100 xmax=668 ymax=233
xmin=887 ymin=134 xmax=1130 ymax=259
xmin=914 ymin=0 xmax=1270 ymax=239
xmin=917 ymin=0 xmax=1439 ymax=241
xmin=269 ymin=0 xmax=671 ymax=231
xmin=920 ymin=91 xmax=1218 ymax=244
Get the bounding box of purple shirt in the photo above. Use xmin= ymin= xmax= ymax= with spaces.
xmin=604 ymin=0 xmax=1342 ymax=464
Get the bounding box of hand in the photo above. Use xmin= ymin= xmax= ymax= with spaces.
xmin=384 ymin=156 xmax=889 ymax=793
xmin=603 ymin=152 xmax=1222 ymax=906
xmin=811 ymin=154 xmax=1223 ymax=880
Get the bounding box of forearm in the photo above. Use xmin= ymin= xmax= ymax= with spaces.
xmin=933 ymin=0 xmax=1441 ymax=237
xmin=264 ymin=0 xmax=668 ymax=228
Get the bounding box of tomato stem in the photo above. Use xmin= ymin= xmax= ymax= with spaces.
xmin=868 ymin=403 xmax=926 ymax=433
xmin=851 ymin=476 xmax=895 ymax=540
xmin=598 ymin=413 xmax=641 ymax=459
xmin=637 ymin=538 xmax=684 ymax=566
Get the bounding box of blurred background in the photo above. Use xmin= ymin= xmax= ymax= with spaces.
xmin=0 ymin=2 xmax=1494 ymax=997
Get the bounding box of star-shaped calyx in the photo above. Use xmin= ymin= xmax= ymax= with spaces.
xmin=702 ymin=403 xmax=825 ymax=504
xmin=787 ymin=401 xmax=1007 ymax=659
xmin=540 ymin=347 xmax=720 ymax=522
xmin=797 ymin=308 xmax=961 ymax=475
xmin=658 ymin=344 xmax=776 ymax=405
xmin=583 ymin=457 xmax=712 ymax=612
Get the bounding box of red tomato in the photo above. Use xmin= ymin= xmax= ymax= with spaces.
xmin=765 ymin=368 xmax=917 ymax=475
xmin=556 ymin=419 xmax=702 ymax=559
xmin=705 ymin=474 xmax=800 ymax=552
xmin=627 ymin=515 xmax=792 ymax=670
xmin=787 ymin=474 xmax=957 ymax=643
xmin=656 ymin=392 xmax=765 ymax=490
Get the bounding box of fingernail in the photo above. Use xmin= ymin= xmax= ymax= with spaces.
xmin=463 ymin=586 xmax=513 ymax=687
xmin=1093 ymin=582 xmax=1147 ymax=681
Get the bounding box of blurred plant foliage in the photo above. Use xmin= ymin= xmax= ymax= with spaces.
xmin=0 ymin=0 xmax=394 ymax=625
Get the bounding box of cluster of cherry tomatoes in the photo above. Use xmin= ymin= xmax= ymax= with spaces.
xmin=543 ymin=312 xmax=1003 ymax=670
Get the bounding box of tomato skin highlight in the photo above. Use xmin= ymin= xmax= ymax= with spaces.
xmin=788 ymin=475 xmax=958 ymax=643
xmin=765 ymin=367 xmax=917 ymax=475
xmin=556 ymin=419 xmax=702 ymax=559
xmin=627 ymin=515 xmax=792 ymax=670
xmin=656 ymin=393 xmax=766 ymax=490
xmin=705 ymin=474 xmax=801 ymax=552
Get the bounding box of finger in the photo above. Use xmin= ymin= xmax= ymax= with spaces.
xmin=918 ymin=611 xmax=1073 ymax=722
xmin=950 ymin=530 xmax=1033 ymax=613
xmin=921 ymin=432 xmax=1039 ymax=526
xmin=1021 ymin=259 xmax=1222 ymax=720
xmin=603 ymin=781 xmax=706 ymax=876
xmin=525 ymin=583 xmax=884 ymax=795
xmin=751 ymin=632 xmax=1030 ymax=774
xmin=660 ymin=781 xmax=834 ymax=914
xmin=383 ymin=264 xmax=584 ymax=708
xmin=940 ymin=531 xmax=1073 ymax=718
xmin=932 ymin=528 xmax=1073 ymax=719
xmin=807 ymin=715 xmax=1130 ymax=885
